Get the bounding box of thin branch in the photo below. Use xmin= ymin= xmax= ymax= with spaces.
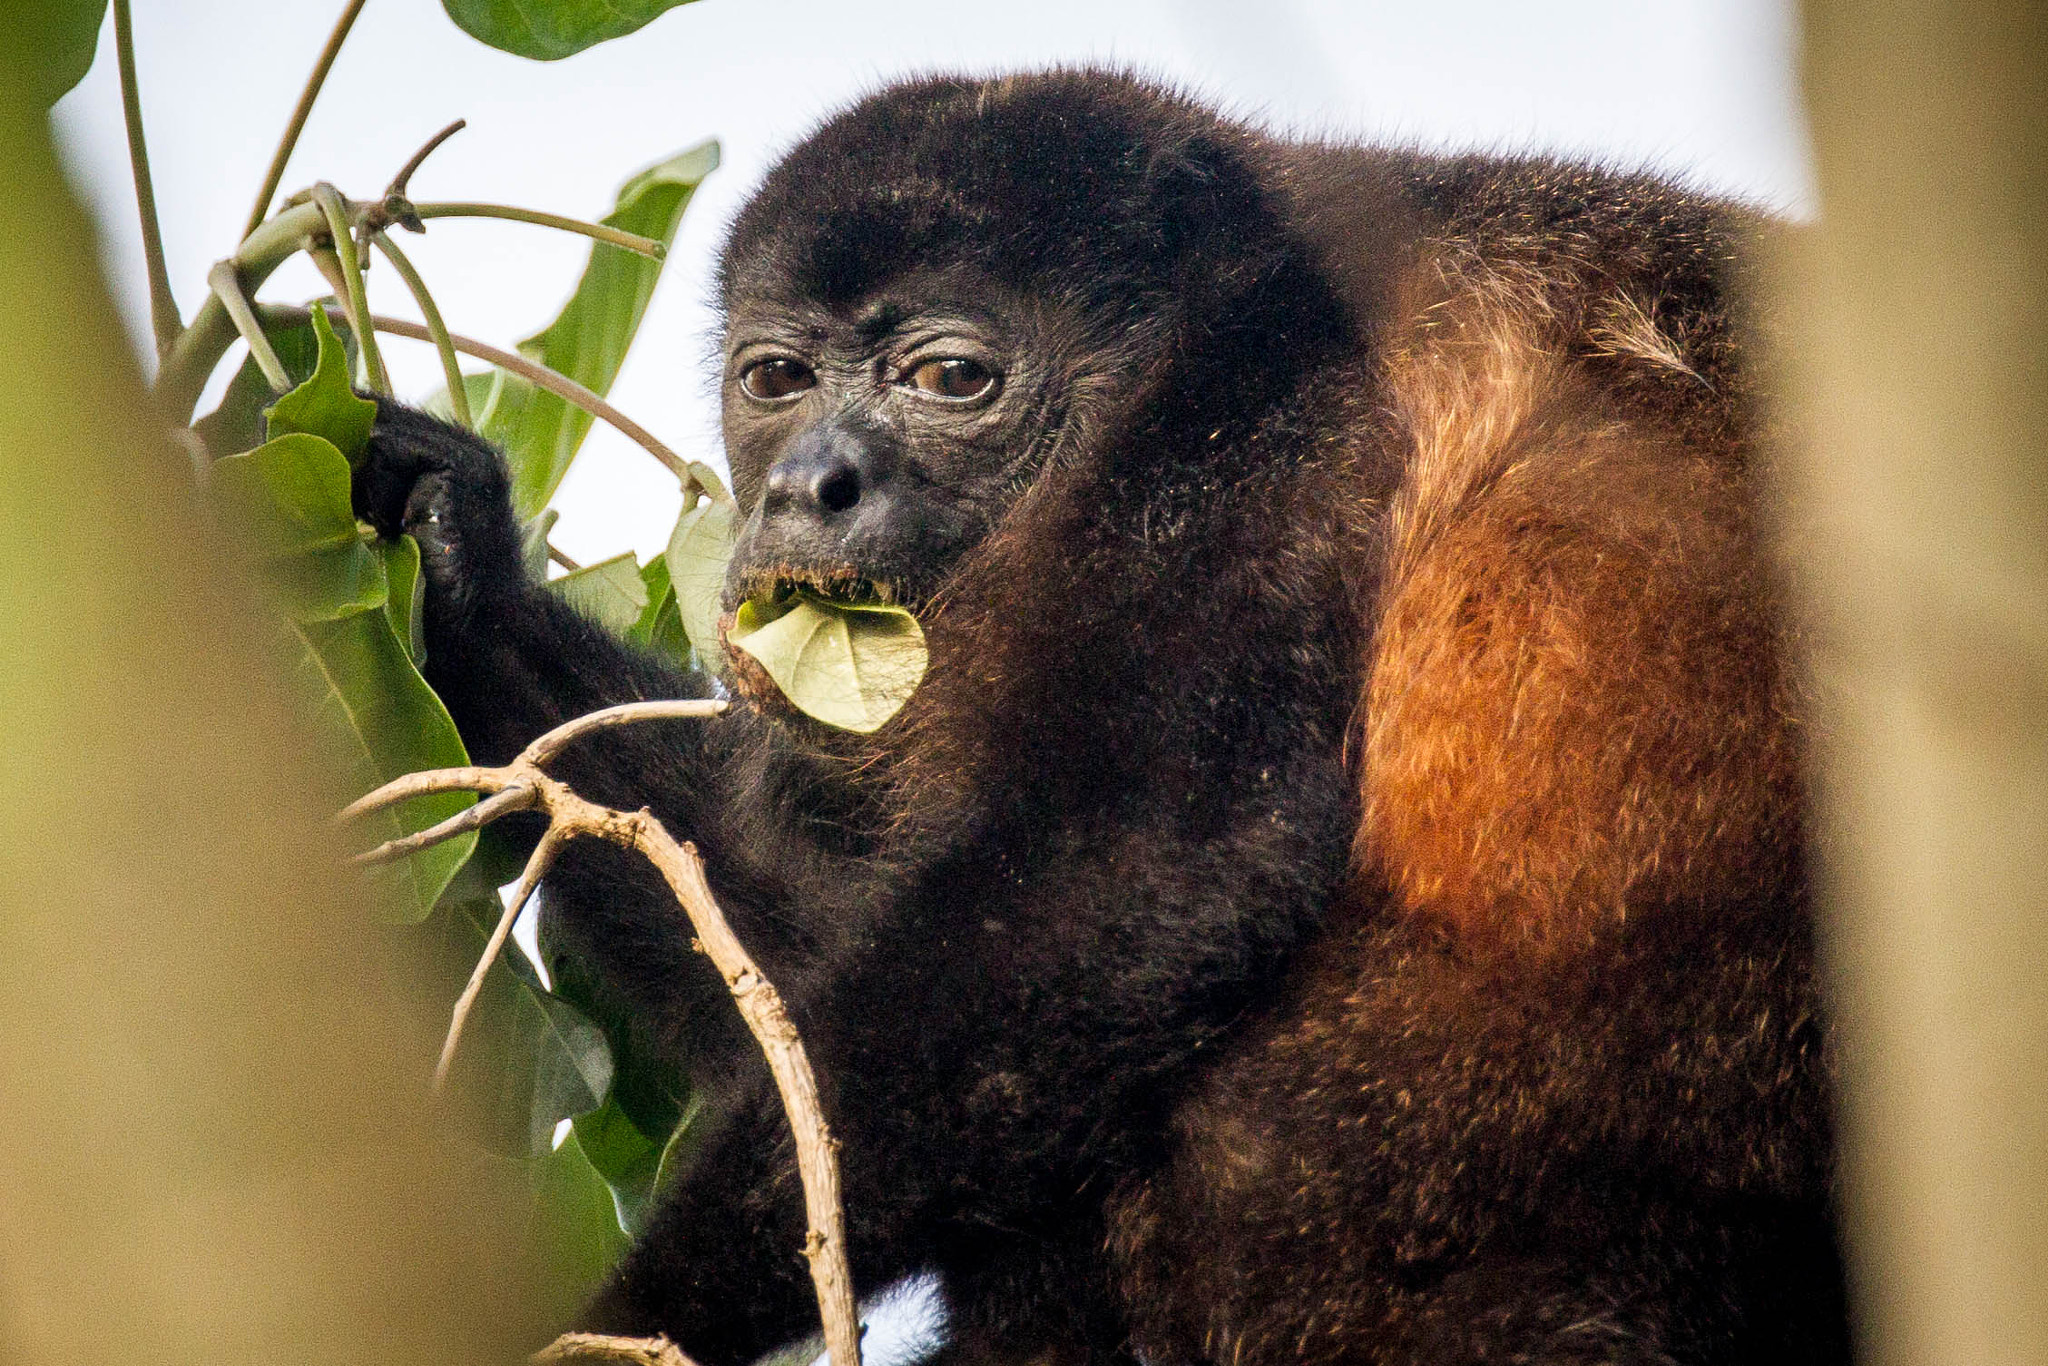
xmin=517 ymin=699 xmax=729 ymax=768
xmin=371 ymin=231 xmax=471 ymax=426
xmin=337 ymin=698 xmax=857 ymax=1366
xmin=259 ymin=304 xmax=692 ymax=484
xmin=308 ymin=184 xmax=389 ymax=394
xmin=632 ymin=819 xmax=862 ymax=1366
xmin=408 ymin=202 xmax=666 ymax=258
xmin=243 ymin=0 xmax=369 ymax=241
xmin=340 ymin=765 xmax=515 ymax=821
xmin=111 ymin=0 xmax=180 ymax=355
xmin=206 ymin=262 xmax=292 ymax=393
xmin=435 ymin=826 xmax=567 ymax=1089
xmin=352 ymin=783 xmax=536 ymax=866
xmin=548 ymin=544 xmax=583 ymax=571
xmin=385 ymin=118 xmax=467 ymax=200
xmin=533 ymin=1334 xmax=700 ymax=1366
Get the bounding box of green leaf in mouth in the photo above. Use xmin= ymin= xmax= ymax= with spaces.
xmin=727 ymin=590 xmax=928 ymax=734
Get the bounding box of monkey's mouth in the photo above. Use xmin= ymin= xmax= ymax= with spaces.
xmin=737 ymin=564 xmax=904 ymax=610
xmin=718 ymin=562 xmax=929 ymax=732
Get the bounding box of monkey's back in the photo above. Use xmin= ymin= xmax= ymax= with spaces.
xmin=1107 ymin=148 xmax=1842 ymax=1365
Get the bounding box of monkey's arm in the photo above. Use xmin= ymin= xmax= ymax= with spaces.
xmin=351 ymin=404 xmax=719 ymax=805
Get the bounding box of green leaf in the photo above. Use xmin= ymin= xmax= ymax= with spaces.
xmin=6 ymin=0 xmax=109 ymax=107
xmin=526 ymin=1128 xmax=633 ymax=1319
xmin=570 ymin=1096 xmax=661 ymax=1233
xmin=519 ymin=506 xmax=561 ymax=580
xmin=628 ymin=555 xmax=691 ymax=664
xmin=543 ymin=945 xmax=695 ymax=1231
xmin=426 ymin=897 xmax=614 ymax=1156
xmin=263 ymin=303 xmax=377 ymax=462
xmin=440 ymin=0 xmax=697 ymax=61
xmin=631 ymin=553 xmax=671 ymax=634
xmin=377 ymin=533 xmax=426 ymax=664
xmin=213 ymin=428 xmax=471 ymax=919
xmin=728 ymin=591 xmax=928 ymax=734
xmin=542 ymin=941 xmax=686 ymax=1147
xmin=462 ymin=142 xmax=718 ymax=518
xmin=664 ymin=479 xmax=737 ymax=666
xmin=546 ymin=551 xmax=646 ymax=637
xmin=424 ymin=368 xmax=497 ymax=431
xmin=290 ymin=612 xmax=476 ymax=921
xmin=192 ymin=311 xmax=352 ymax=458
xmin=648 ymin=1090 xmax=707 ymax=1208
xmin=211 ymin=432 xmax=387 ymax=621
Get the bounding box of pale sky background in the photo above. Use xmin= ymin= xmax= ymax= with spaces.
xmin=52 ymin=0 xmax=1813 ymax=570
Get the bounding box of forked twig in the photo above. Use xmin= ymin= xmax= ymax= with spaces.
xmin=532 ymin=1333 xmax=699 ymax=1366
xmin=343 ymin=699 xmax=862 ymax=1366
xmin=385 ymin=118 xmax=468 ymax=202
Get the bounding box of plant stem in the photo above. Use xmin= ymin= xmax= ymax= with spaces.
xmin=308 ymin=184 xmax=389 ymax=394
xmin=434 ymin=826 xmax=566 ymax=1089
xmin=205 ymin=262 xmax=291 ymax=393
xmin=259 ymin=304 xmax=692 ymax=484
xmin=384 ymin=119 xmax=466 ymax=199
xmin=410 ymin=202 xmax=666 ymax=259
xmin=152 ymin=193 xmax=665 ymax=426
xmin=154 ymin=200 xmax=329 ymax=423
xmin=111 ymin=0 xmax=181 ymax=356
xmin=371 ymin=231 xmax=471 ymax=425
xmin=243 ymin=0 xmax=369 ymax=242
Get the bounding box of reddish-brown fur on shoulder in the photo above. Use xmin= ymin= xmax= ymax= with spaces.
xmin=1356 ymin=254 xmax=1801 ymax=953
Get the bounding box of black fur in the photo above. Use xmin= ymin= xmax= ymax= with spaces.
xmin=353 ymin=72 xmax=1845 ymax=1366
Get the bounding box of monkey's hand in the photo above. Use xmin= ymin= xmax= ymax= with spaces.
xmin=351 ymin=402 xmax=530 ymax=636
xmin=348 ymin=400 xmax=712 ymax=786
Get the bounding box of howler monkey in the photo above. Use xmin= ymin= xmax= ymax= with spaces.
xmin=354 ymin=72 xmax=1846 ymax=1366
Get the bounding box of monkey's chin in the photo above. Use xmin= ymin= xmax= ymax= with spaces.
xmin=716 ymin=608 xmax=794 ymax=717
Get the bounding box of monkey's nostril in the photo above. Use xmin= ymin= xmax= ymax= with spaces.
xmin=763 ymin=462 xmax=804 ymax=513
xmin=814 ymin=463 xmax=862 ymax=513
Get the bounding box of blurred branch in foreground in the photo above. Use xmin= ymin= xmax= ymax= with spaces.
xmin=1774 ymin=3 xmax=2047 ymax=1363
xmin=0 ymin=74 xmax=549 ymax=1366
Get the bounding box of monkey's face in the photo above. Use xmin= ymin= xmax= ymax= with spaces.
xmin=708 ymin=75 xmax=1300 ymax=714
xmin=717 ymin=269 xmax=1089 ymax=628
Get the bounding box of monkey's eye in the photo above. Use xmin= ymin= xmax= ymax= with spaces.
xmin=904 ymin=357 xmax=998 ymax=402
xmin=739 ymin=357 xmax=817 ymax=401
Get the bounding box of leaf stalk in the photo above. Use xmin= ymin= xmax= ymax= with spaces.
xmin=371 ymin=231 xmax=472 ymax=425
xmin=205 ymin=261 xmax=292 ymax=393
xmin=409 ymin=202 xmax=667 ymax=258
xmin=243 ymin=0 xmax=369 ymax=241
xmin=308 ymin=183 xmax=389 ymax=394
xmin=111 ymin=0 xmax=181 ymax=355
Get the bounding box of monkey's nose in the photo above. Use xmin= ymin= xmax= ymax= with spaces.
xmin=763 ymin=428 xmax=880 ymax=520
xmin=770 ymin=458 xmax=861 ymax=516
